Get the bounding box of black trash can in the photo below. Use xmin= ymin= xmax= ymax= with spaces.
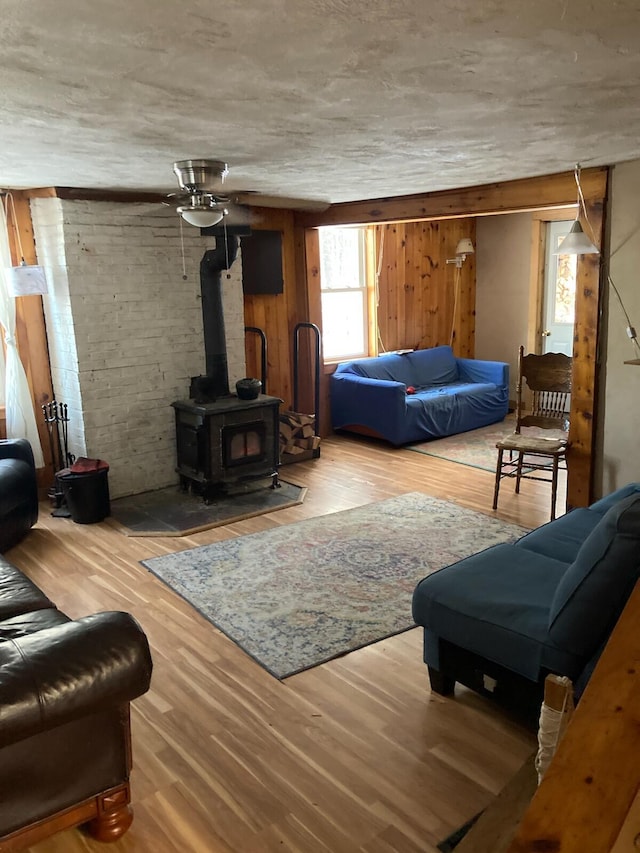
xmin=58 ymin=465 xmax=110 ymax=524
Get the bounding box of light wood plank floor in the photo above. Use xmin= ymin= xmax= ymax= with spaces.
xmin=7 ymin=434 xmax=562 ymax=853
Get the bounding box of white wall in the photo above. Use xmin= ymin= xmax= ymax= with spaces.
xmin=597 ymin=160 xmax=640 ymax=495
xmin=475 ymin=212 xmax=532 ymax=400
xmin=30 ymin=199 xmax=85 ymax=455
xmin=31 ymin=198 xmax=246 ymax=498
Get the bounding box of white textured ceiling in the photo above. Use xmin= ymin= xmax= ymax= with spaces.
xmin=2 ymin=0 xmax=640 ymax=207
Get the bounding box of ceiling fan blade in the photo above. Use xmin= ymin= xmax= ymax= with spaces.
xmin=223 ymin=203 xmax=261 ymax=226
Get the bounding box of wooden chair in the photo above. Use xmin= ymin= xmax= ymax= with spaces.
xmin=493 ymin=347 xmax=572 ymax=520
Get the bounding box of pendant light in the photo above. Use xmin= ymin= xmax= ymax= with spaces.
xmin=556 ymin=164 xmax=599 ymax=255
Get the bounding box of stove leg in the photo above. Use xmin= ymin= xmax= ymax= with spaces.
xmin=271 ymin=472 xmax=281 ymax=489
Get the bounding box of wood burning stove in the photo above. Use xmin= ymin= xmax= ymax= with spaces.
xmin=172 ymin=235 xmax=281 ymax=501
xmin=172 ymin=395 xmax=281 ymax=499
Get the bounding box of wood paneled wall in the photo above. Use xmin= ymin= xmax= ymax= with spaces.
xmin=374 ymin=219 xmax=476 ymax=357
xmin=242 ymin=207 xmax=302 ymax=411
xmin=240 ymin=216 xmax=478 ymax=434
xmin=3 ymin=192 xmax=55 ymax=491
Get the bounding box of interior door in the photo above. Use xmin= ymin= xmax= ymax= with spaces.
xmin=542 ymin=221 xmax=577 ymax=356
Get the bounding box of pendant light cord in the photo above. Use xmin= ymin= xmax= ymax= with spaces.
xmin=575 ymin=164 xmax=588 ymax=222
xmin=609 ymin=272 xmax=640 ymax=355
xmin=450 ymin=265 xmax=461 ymax=348
xmin=575 ymin=163 xmax=640 ymax=356
xmin=223 ymin=216 xmax=231 ymax=277
xmin=179 ymin=216 xmax=188 ymax=280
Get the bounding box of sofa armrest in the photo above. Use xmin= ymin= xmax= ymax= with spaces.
xmin=0 ymin=439 xmax=35 ymax=469
xmin=330 ymin=373 xmax=407 ymax=442
xmin=0 ymin=611 xmax=153 ymax=748
xmin=456 ymin=357 xmax=509 ymax=389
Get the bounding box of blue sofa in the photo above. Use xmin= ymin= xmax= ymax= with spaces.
xmin=330 ymin=346 xmax=509 ymax=445
xmin=412 ymin=484 xmax=640 ymax=719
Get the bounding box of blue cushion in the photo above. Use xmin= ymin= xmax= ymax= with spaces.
xmin=404 ymin=384 xmax=509 ymax=442
xmin=412 ymin=382 xmax=496 ymax=398
xmin=405 ymin=346 xmax=459 ymax=385
xmin=412 ymin=543 xmax=570 ymax=680
xmin=337 ymin=346 xmax=461 ymax=388
xmin=548 ymin=493 xmax=640 ymax=657
xmin=587 ymin=483 xmax=640 ymax=516
xmin=338 ymin=353 xmax=417 ymax=385
xmin=516 ymin=508 xmax=600 ymax=564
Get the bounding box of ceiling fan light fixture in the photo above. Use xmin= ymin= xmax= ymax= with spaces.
xmin=177 ymin=206 xmax=225 ymax=228
xmin=173 ymin=159 xmax=229 ymax=193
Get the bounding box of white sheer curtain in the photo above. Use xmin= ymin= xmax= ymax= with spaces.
xmin=0 ymin=327 xmax=5 ymax=404
xmin=0 ymin=199 xmax=44 ymax=466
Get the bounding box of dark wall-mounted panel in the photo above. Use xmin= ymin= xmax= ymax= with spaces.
xmin=241 ymin=230 xmax=284 ymax=295
xmin=200 ymin=223 xmax=252 ymax=237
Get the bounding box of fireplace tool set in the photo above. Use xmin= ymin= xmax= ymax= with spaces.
xmin=42 ymin=401 xmax=75 ymax=508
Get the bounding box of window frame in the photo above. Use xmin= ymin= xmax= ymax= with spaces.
xmin=318 ymin=225 xmax=376 ymax=363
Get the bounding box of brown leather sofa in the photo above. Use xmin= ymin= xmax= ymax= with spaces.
xmin=0 ymin=439 xmax=39 ymax=553
xmin=0 ymin=553 xmax=153 ymax=851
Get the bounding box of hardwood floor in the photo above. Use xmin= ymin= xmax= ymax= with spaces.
xmin=7 ymin=434 xmax=560 ymax=853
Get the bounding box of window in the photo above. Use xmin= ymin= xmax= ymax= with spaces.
xmin=318 ymin=226 xmax=370 ymax=361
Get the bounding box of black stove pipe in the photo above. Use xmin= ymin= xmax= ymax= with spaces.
xmin=190 ymin=235 xmax=240 ymax=402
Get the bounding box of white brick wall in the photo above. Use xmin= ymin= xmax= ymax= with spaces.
xmin=31 ymin=198 xmax=246 ymax=498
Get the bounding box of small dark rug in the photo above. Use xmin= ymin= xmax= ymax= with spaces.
xmin=437 ymin=813 xmax=483 ymax=851
xmin=111 ymin=479 xmax=306 ymax=536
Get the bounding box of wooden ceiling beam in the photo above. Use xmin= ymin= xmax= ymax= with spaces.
xmin=296 ymin=167 xmax=608 ymax=228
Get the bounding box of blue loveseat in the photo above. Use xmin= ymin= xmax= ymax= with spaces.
xmin=330 ymin=346 xmax=509 ymax=445
xmin=412 ymin=483 xmax=640 ymax=719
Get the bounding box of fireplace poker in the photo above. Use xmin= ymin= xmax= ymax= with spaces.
xmin=59 ymin=403 xmax=75 ymax=468
xmin=52 ymin=401 xmax=63 ymax=470
xmin=42 ymin=403 xmax=58 ymax=471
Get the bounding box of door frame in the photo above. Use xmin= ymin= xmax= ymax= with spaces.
xmin=298 ymin=167 xmax=609 ymax=508
xmin=528 ymin=208 xmax=578 ymax=355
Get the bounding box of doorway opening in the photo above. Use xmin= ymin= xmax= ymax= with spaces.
xmin=542 ymin=220 xmax=577 ymax=357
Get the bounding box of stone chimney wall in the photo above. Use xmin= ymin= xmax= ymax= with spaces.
xmin=31 ymin=198 xmax=246 ymax=497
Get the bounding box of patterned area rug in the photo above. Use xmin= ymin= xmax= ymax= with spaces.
xmin=405 ymin=416 xmax=516 ymax=471
xmin=141 ymin=493 xmax=527 ymax=678
xmin=406 ymin=415 xmax=567 ymax=472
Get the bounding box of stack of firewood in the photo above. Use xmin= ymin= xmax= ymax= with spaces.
xmin=279 ymin=410 xmax=321 ymax=461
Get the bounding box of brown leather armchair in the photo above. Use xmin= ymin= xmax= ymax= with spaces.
xmin=0 ymin=556 xmax=152 ymax=851
xmin=0 ymin=439 xmax=39 ymax=554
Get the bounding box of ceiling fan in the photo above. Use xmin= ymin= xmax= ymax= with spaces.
xmin=169 ymin=159 xmax=254 ymax=228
